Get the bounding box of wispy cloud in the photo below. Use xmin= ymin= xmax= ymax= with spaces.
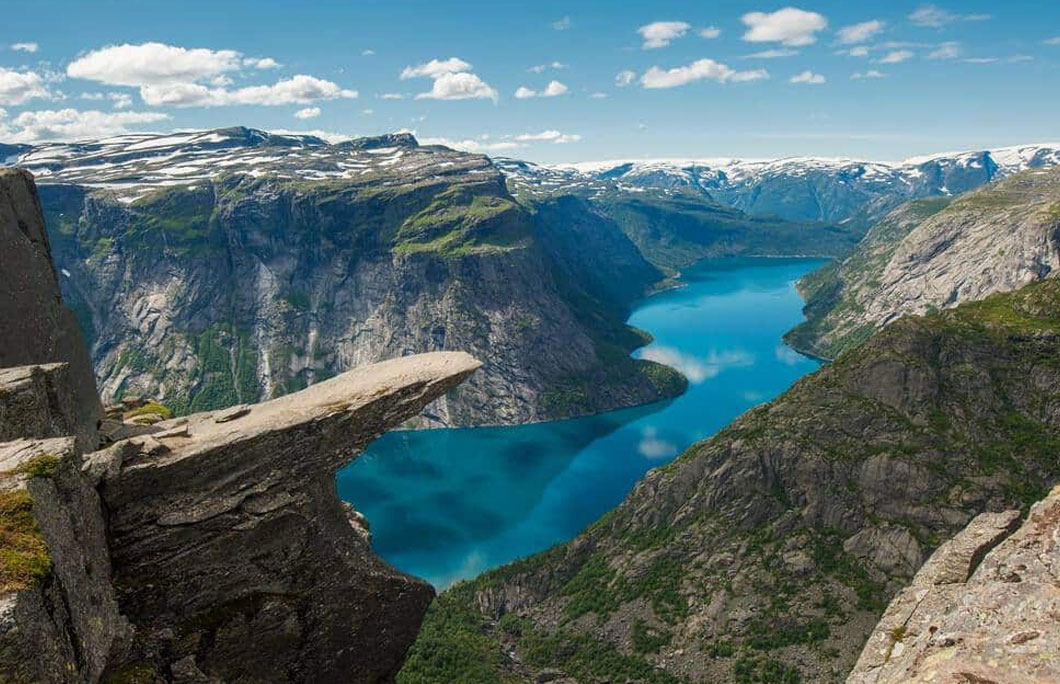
xmin=744 ymin=49 xmax=799 ymax=59
xmin=836 ymin=20 xmax=885 ymax=44
xmin=927 ymin=41 xmax=961 ymax=59
xmin=638 ymin=346 xmax=754 ymax=383
xmin=552 ymin=16 xmax=572 ymax=31
xmin=909 ymin=5 xmax=991 ymax=28
xmin=637 ymin=427 xmax=678 ymax=459
xmin=11 ymin=42 xmax=39 ymax=53
xmin=294 ymin=106 xmax=320 ymax=119
xmin=851 ymin=70 xmax=885 ymax=79
xmin=790 ymin=69 xmax=826 ymax=84
xmin=877 ymin=50 xmax=915 ymax=64
xmin=615 ymin=70 xmax=636 ymax=87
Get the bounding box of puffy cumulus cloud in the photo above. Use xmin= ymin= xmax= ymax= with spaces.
xmin=745 ymin=48 xmax=799 ymax=58
xmin=851 ymin=69 xmax=885 ymax=79
xmin=699 ymin=26 xmax=722 ymax=39
xmin=414 ymin=71 xmax=497 ymax=102
xmin=615 ymin=70 xmax=637 ymax=87
xmin=790 ymin=69 xmax=826 ymax=84
xmin=638 ymin=21 xmax=691 ymax=49
xmin=742 ymin=7 xmax=828 ymax=47
xmin=836 ymin=19 xmax=885 ymax=44
xmin=514 ymin=80 xmax=568 ymax=98
xmin=243 ymin=57 xmax=280 ymax=69
xmin=877 ymin=49 xmax=914 ymax=64
xmin=399 ymin=57 xmax=471 ymax=80
xmin=140 ymin=74 xmax=356 ymax=107
xmin=294 ymin=106 xmax=321 ymax=119
xmin=4 ymin=108 xmax=169 ymax=142
xmin=11 ymin=42 xmax=39 ymax=53
xmin=927 ymin=42 xmax=960 ymax=59
xmin=401 ymin=58 xmax=497 ymax=102
xmin=640 ymin=59 xmax=769 ymax=89
xmin=513 ymin=130 xmax=581 ymax=143
xmin=67 ymin=42 xmax=244 ymax=86
xmin=909 ymin=5 xmax=990 ymax=28
xmin=0 ymin=67 xmax=53 ymax=105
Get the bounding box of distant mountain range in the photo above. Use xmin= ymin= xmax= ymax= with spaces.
xmin=500 ymin=143 xmax=1060 ymax=224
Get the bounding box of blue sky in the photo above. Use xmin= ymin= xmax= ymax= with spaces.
xmin=2 ymin=0 xmax=1058 ymax=162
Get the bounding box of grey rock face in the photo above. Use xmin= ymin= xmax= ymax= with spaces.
xmin=20 ymin=129 xmax=678 ymax=426
xmin=788 ymin=166 xmax=1060 ymax=359
xmin=849 ymin=486 xmax=1060 ymax=683
xmin=0 ymin=169 xmax=101 ymax=448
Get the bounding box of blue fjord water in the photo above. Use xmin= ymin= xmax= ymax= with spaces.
xmin=337 ymin=257 xmax=826 ymax=587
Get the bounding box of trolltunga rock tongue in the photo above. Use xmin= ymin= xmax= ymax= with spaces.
xmin=87 ymin=351 xmax=481 ymax=682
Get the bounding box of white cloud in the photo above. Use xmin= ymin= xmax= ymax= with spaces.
xmin=513 ymin=130 xmax=580 ymax=143
xmin=851 ymin=69 xmax=885 ymax=79
xmin=590 ymin=92 xmax=608 ymax=99
xmin=294 ymin=106 xmax=321 ymax=119
xmin=140 ymin=75 xmax=356 ymax=107
xmin=270 ymin=127 xmax=351 ymax=143
xmin=0 ymin=67 xmax=52 ymax=105
xmin=361 ymin=108 xmax=374 ymax=115
xmin=5 ymin=108 xmax=169 ymax=142
xmin=552 ymin=16 xmax=572 ymax=31
xmin=638 ymin=21 xmax=691 ymax=49
xmin=379 ymin=92 xmax=406 ymax=100
xmin=416 ymin=71 xmax=497 ymax=102
xmin=514 ymin=81 xmax=568 ymax=99
xmin=745 ymin=49 xmax=799 ymax=58
xmin=836 ymin=19 xmax=885 ymax=44
xmin=400 ymin=57 xmax=471 ymax=80
xmin=67 ymin=42 xmax=244 ymax=86
xmin=927 ymin=42 xmax=960 ymax=59
xmin=963 ymin=57 xmax=999 ymax=64
xmin=742 ymin=8 xmax=828 ymax=47
xmin=528 ymin=61 xmax=566 ymax=73
xmin=401 ymin=58 xmax=497 ymax=102
xmin=909 ymin=5 xmax=990 ymax=28
xmin=615 ymin=70 xmax=637 ymax=87
xmin=1046 ymin=37 xmax=1060 ymax=46
xmin=640 ymin=59 xmax=769 ymax=89
xmin=877 ymin=50 xmax=914 ymax=64
xmin=361 ymin=49 xmax=376 ymax=56
xmin=1008 ymin=55 xmax=1034 ymax=63
xmin=699 ymin=26 xmax=722 ymax=39
xmin=243 ymin=57 xmax=279 ymax=69
xmin=637 ymin=427 xmax=677 ymax=459
xmin=109 ymin=92 xmax=133 ymax=109
xmin=11 ymin=42 xmax=39 ymax=53
xmin=790 ymin=69 xmax=826 ymax=84
xmin=848 ymin=46 xmax=870 ymax=57
xmin=420 ymin=136 xmax=523 ymax=153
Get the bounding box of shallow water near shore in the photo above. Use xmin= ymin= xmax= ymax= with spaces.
xmin=337 ymin=257 xmax=826 ymax=587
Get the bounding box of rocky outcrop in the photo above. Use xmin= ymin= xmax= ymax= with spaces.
xmin=849 ymin=485 xmax=1060 ymax=683
xmin=402 ymin=278 xmax=1060 ymax=684
xmin=0 ymin=169 xmax=484 ymax=682
xmin=0 ymin=168 xmax=100 ymax=448
xmin=787 ymin=166 xmax=1060 ymax=358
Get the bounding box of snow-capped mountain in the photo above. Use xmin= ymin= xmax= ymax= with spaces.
xmin=2 ymin=127 xmax=491 ymax=202
xmin=500 ymin=144 xmax=1060 ymax=224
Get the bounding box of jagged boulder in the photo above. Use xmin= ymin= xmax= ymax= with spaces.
xmin=848 ymin=485 xmax=1060 ymax=683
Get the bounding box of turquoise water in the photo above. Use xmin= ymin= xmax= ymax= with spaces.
xmin=336 ymin=257 xmax=826 ymax=587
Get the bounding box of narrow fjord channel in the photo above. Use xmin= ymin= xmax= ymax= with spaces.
xmin=337 ymin=257 xmax=826 ymax=587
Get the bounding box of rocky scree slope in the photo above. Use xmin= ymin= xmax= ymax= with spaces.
xmin=503 ymin=143 xmax=1060 ymax=226
xmin=9 ymin=128 xmax=682 ymax=425
xmin=788 ymin=166 xmax=1060 ymax=359
xmin=0 ymin=167 xmax=484 ymax=682
xmin=400 ymin=278 xmax=1060 ymax=684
